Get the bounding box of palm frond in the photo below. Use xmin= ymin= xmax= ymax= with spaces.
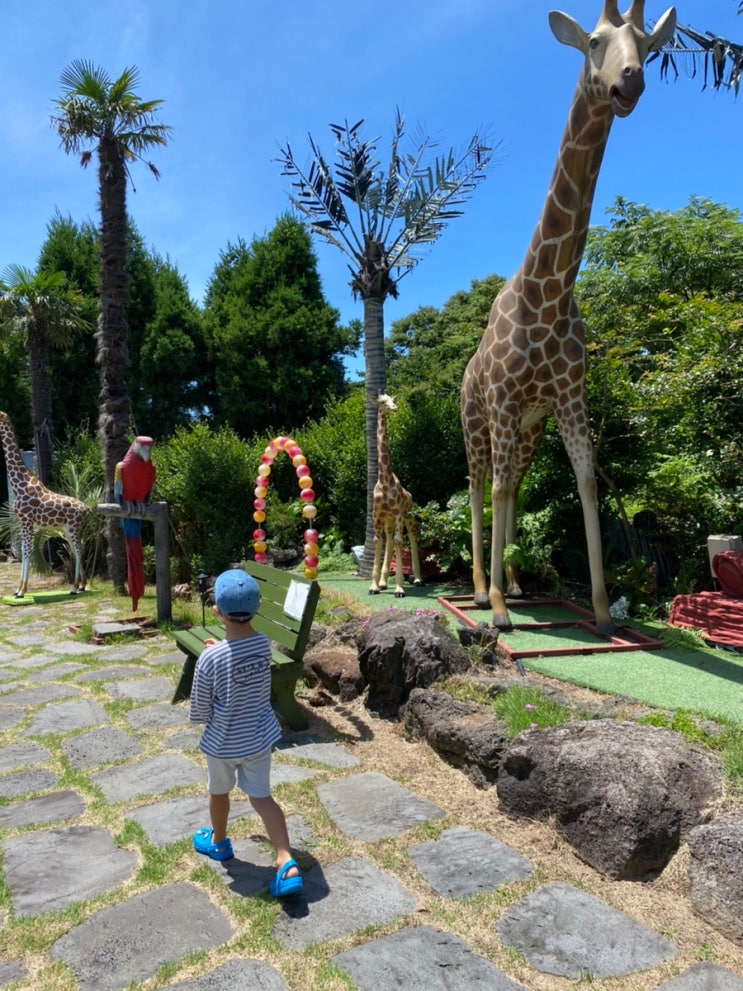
xmin=653 ymin=21 xmax=743 ymax=94
xmin=277 ymin=112 xmax=497 ymax=297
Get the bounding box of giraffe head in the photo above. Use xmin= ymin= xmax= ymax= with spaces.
xmin=549 ymin=1 xmax=677 ymax=117
xmin=376 ymin=393 xmax=398 ymax=414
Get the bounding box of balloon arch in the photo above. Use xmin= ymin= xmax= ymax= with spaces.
xmin=252 ymin=436 xmax=319 ymax=579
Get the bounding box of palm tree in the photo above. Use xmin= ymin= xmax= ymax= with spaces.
xmin=277 ymin=111 xmax=495 ymax=575
xmin=51 ymin=61 xmax=170 ymax=588
xmin=653 ymin=1 xmax=743 ymax=94
xmin=0 ymin=264 xmax=89 ymax=484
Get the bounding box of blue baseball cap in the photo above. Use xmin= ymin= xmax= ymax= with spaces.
xmin=214 ymin=569 xmax=260 ymax=621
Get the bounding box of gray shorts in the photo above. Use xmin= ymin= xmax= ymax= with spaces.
xmin=205 ymin=747 xmax=272 ymax=798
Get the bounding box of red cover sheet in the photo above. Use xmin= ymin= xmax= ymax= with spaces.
xmin=669 ymin=591 xmax=743 ymax=647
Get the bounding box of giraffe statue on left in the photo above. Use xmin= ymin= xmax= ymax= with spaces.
xmin=0 ymin=411 xmax=88 ymax=598
xmin=369 ymin=394 xmax=423 ymax=598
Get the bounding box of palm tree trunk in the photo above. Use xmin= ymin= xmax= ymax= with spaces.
xmin=359 ymin=294 xmax=386 ymax=578
xmin=26 ymin=319 xmax=54 ymax=485
xmin=97 ymin=136 xmax=131 ymax=591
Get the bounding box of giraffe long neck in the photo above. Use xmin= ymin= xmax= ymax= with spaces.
xmin=0 ymin=417 xmax=32 ymax=481
xmin=522 ymin=78 xmax=613 ymax=293
xmin=376 ymin=409 xmax=392 ymax=484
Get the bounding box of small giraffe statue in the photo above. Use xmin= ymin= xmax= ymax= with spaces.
xmin=460 ymin=1 xmax=676 ymax=634
xmin=369 ymin=394 xmax=423 ymax=598
xmin=0 ymin=411 xmax=88 ymax=598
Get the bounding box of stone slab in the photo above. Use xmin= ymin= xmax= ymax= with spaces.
xmin=0 ymin=683 xmax=83 ymax=706
xmin=47 ymin=641 xmax=101 ymax=655
xmin=271 ymin=762 xmax=319 ymax=787
xmin=61 ymin=727 xmax=143 ymax=769
xmin=103 ymin=644 xmax=150 ymax=660
xmin=2 ymin=825 xmax=137 ymax=916
xmin=0 ymin=789 xmax=85 ymax=829
xmin=103 ymin=676 xmax=174 ymax=702
xmin=93 ymin=622 xmax=142 ymax=637
xmin=0 ymin=708 xmax=25 ymax=731
xmin=496 ymin=881 xmax=677 ymax=978
xmin=0 ymin=961 xmax=28 ymax=988
xmin=317 ymin=771 xmax=446 ymax=840
xmin=164 ymin=727 xmax=203 ymax=750
xmin=148 ymin=649 xmax=188 ymax=666
xmin=333 ymin=925 xmax=528 ymax=991
xmin=202 ymin=836 xmax=276 ymax=897
xmin=30 ymin=662 xmax=86 ymax=680
xmin=202 ymin=816 xmax=314 ymax=897
xmin=167 ymin=959 xmax=289 ymax=991
xmin=50 ymin=882 xmax=234 ymax=991
xmin=0 ymin=740 xmax=50 ymax=772
xmin=275 ymin=737 xmax=360 ymax=768
xmin=24 ymin=698 xmax=108 ymax=735
xmin=75 ymin=664 xmax=146 ymax=681
xmin=273 ymin=855 xmax=416 ymax=950
xmin=7 ymin=653 xmax=59 ymax=669
xmin=126 ymin=703 xmax=189 ymax=730
xmin=127 ymin=793 xmax=254 ymax=847
xmin=6 ymin=634 xmax=55 ymax=648
xmin=408 ymin=826 xmax=533 ymax=898
xmin=657 ymin=963 xmax=743 ymax=989
xmin=91 ymin=754 xmax=204 ymax=802
xmin=0 ymin=768 xmax=58 ymax=798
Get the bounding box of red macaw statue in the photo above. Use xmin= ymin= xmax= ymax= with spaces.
xmin=114 ymin=437 xmax=156 ymax=611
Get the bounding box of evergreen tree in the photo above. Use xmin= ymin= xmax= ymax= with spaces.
xmin=203 ymin=214 xmax=355 ymax=438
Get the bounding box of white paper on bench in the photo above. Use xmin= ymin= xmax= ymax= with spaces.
xmin=283 ymin=580 xmax=310 ymax=621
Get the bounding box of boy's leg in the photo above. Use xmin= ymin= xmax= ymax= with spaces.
xmin=249 ymin=795 xmax=299 ymax=877
xmin=209 ymin=792 xmax=230 ymax=843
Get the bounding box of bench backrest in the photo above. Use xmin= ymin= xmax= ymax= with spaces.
xmin=245 ymin=559 xmax=320 ymax=661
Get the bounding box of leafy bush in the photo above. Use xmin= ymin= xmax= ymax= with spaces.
xmin=155 ymin=423 xmax=257 ymax=576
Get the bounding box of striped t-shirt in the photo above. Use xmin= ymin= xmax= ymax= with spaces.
xmin=188 ymin=632 xmax=281 ymax=759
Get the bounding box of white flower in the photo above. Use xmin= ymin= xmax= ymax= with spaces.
xmin=609 ymin=596 xmax=630 ymax=621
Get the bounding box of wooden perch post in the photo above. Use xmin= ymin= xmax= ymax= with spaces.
xmin=97 ymin=502 xmax=172 ymax=624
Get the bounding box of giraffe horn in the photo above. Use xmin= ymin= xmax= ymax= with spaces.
xmin=602 ymin=0 xmax=620 ymax=19
xmin=625 ymin=0 xmax=645 ymax=28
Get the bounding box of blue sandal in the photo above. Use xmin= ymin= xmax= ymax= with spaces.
xmin=193 ymin=828 xmax=234 ymax=861
xmin=269 ymin=858 xmax=303 ymax=898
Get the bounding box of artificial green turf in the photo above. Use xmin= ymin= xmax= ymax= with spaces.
xmin=320 ymin=570 xmax=743 ymax=723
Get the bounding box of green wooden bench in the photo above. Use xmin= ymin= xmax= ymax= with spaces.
xmin=171 ymin=560 xmax=320 ymax=731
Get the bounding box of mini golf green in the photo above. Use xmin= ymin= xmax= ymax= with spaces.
xmin=319 ymin=571 xmax=743 ymax=723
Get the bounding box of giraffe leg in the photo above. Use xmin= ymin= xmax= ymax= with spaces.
xmin=404 ymin=517 xmax=423 ymax=587
xmin=369 ymin=519 xmax=385 ymax=594
xmin=556 ymin=409 xmax=614 ymax=635
xmin=379 ymin=519 xmax=394 ymax=590
xmin=66 ymin=525 xmax=85 ymax=593
xmin=392 ymin=521 xmax=406 ymax=597
xmin=16 ymin=524 xmax=32 ymax=598
xmin=488 ymin=463 xmax=516 ymax=629
xmin=505 ymin=421 xmax=545 ymax=597
xmin=468 ymin=469 xmax=490 ymax=609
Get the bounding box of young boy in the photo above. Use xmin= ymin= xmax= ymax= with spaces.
xmin=189 ymin=568 xmax=303 ymax=898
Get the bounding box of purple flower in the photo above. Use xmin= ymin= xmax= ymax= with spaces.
xmin=524 ymin=703 xmax=537 ymax=711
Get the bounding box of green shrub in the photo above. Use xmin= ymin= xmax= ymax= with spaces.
xmin=155 ymin=423 xmax=256 ymax=575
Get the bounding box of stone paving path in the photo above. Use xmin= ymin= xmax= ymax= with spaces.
xmin=0 ymin=596 xmax=742 ymax=990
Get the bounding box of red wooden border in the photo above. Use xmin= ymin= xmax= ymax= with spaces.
xmin=437 ymin=594 xmax=663 ymax=660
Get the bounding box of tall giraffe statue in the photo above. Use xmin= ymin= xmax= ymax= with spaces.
xmin=460 ymin=1 xmax=676 ymax=634
xmin=0 ymin=411 xmax=88 ymax=598
xmin=369 ymin=393 xmax=423 ymax=598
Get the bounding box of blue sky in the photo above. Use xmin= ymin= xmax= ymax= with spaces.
xmin=1 ymin=1 xmax=741 ymax=379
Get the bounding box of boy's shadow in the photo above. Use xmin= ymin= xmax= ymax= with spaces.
xmin=213 ymin=837 xmax=327 ymax=918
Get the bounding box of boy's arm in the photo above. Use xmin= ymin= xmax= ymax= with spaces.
xmin=188 ymin=651 xmax=214 ymax=724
